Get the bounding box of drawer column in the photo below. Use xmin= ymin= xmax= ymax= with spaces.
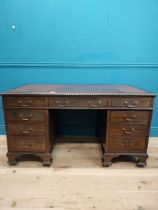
xmin=102 ymin=110 xmax=152 ymax=167
xmin=3 ymin=95 xmax=53 ymax=166
xmin=5 ymin=109 xmax=53 ymax=166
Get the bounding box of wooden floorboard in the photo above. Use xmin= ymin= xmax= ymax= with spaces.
xmin=0 ymin=136 xmax=158 ymax=210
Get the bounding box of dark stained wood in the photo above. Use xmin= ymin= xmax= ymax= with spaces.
xmin=102 ymin=109 xmax=153 ymax=167
xmin=5 ymin=109 xmax=46 ymax=122
xmin=108 ymin=123 xmax=149 ymax=137
xmin=7 ymin=122 xmax=46 ymax=136
xmin=111 ymin=97 xmax=152 ymax=108
xmin=108 ymin=136 xmax=147 ymax=152
xmin=0 ymin=84 xmax=156 ymax=167
xmin=6 ymin=152 xmax=52 ymax=166
xmin=4 ymin=108 xmax=52 ymax=166
xmin=102 ymin=153 xmax=148 ymax=167
xmin=48 ymin=97 xmax=108 ymax=108
xmin=8 ymin=136 xmax=46 ymax=152
xmin=109 ymin=111 xmax=150 ymax=123
xmin=3 ymin=96 xmax=45 ymax=107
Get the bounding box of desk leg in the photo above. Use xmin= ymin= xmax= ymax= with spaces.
xmin=7 ymin=152 xmax=17 ymax=165
xmin=41 ymin=153 xmax=52 ymax=166
xmin=136 ymin=154 xmax=148 ymax=167
xmin=7 ymin=152 xmax=52 ymax=166
xmin=102 ymin=154 xmax=118 ymax=167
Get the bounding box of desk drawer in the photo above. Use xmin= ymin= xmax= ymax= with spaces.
xmin=7 ymin=122 xmax=45 ymax=136
xmin=110 ymin=111 xmax=150 ymax=123
xmin=5 ymin=110 xmax=46 ymax=122
xmin=108 ymin=136 xmax=146 ymax=153
xmin=3 ymin=97 xmax=45 ymax=108
xmin=109 ymin=123 xmax=149 ymax=138
xmin=8 ymin=136 xmax=46 ymax=152
xmin=111 ymin=97 xmax=151 ymax=108
xmin=48 ymin=97 xmax=108 ymax=108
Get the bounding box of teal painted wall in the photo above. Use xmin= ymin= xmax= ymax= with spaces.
xmin=0 ymin=0 xmax=158 ymax=136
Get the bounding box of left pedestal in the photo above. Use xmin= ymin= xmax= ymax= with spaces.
xmin=2 ymin=96 xmax=53 ymax=166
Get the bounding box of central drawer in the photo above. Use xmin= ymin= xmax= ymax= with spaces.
xmin=48 ymin=97 xmax=108 ymax=108
xmin=7 ymin=122 xmax=45 ymax=136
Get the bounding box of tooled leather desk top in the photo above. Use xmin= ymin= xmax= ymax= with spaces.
xmin=0 ymin=84 xmax=156 ymax=96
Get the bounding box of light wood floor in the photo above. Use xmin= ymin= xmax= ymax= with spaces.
xmin=0 ymin=135 xmax=158 ymax=210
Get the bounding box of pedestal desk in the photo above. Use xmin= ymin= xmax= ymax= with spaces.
xmin=0 ymin=84 xmax=156 ymax=167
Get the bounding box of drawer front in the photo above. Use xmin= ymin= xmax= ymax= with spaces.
xmin=48 ymin=97 xmax=108 ymax=108
xmin=109 ymin=123 xmax=149 ymax=138
xmin=111 ymin=97 xmax=151 ymax=108
xmin=7 ymin=122 xmax=45 ymax=136
xmin=110 ymin=111 xmax=150 ymax=123
xmin=3 ymin=97 xmax=45 ymax=108
xmin=5 ymin=110 xmax=46 ymax=122
xmin=108 ymin=136 xmax=147 ymax=152
xmin=8 ymin=136 xmax=46 ymax=152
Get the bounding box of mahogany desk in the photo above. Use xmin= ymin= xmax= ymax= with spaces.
xmin=0 ymin=84 xmax=156 ymax=167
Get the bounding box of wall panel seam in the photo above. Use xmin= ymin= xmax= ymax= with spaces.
xmin=0 ymin=63 xmax=158 ymax=68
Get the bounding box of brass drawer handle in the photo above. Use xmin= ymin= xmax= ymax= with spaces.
xmin=65 ymin=100 xmax=69 ymax=104
xmin=89 ymin=100 xmax=102 ymax=108
xmin=124 ymin=114 xmax=136 ymax=121
xmin=20 ymin=127 xmax=33 ymax=134
xmin=21 ymin=118 xmax=29 ymax=121
xmin=124 ymin=100 xmax=138 ymax=108
xmin=18 ymin=100 xmax=32 ymax=107
xmin=21 ymin=143 xmax=32 ymax=148
xmin=123 ymin=139 xmax=130 ymax=143
xmin=122 ymin=139 xmax=133 ymax=146
xmin=19 ymin=114 xmax=33 ymax=121
xmin=55 ymin=101 xmax=64 ymax=107
xmin=122 ymin=127 xmax=135 ymax=134
xmin=55 ymin=100 xmax=70 ymax=107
